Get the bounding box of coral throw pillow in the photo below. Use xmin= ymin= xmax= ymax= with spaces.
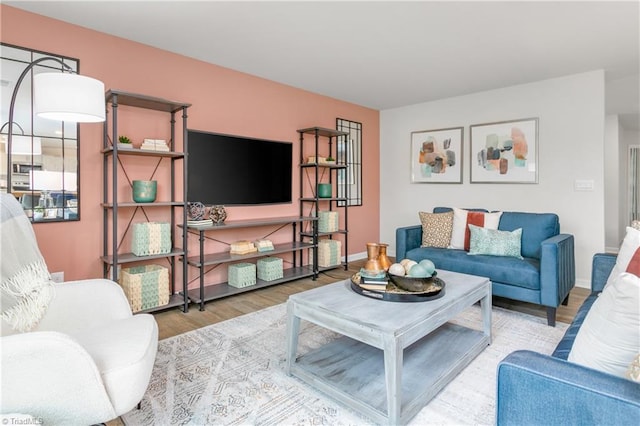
xmin=627 ymin=248 xmax=640 ymax=277
xmin=606 ymin=226 xmax=640 ymax=289
xmin=449 ymin=207 xmax=502 ymax=251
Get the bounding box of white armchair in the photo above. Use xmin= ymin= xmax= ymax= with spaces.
xmin=0 ymin=194 xmax=158 ymax=425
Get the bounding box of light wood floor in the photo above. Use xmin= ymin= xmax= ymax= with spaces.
xmin=108 ymin=259 xmax=589 ymax=425
xmin=154 ymin=258 xmax=589 ymax=340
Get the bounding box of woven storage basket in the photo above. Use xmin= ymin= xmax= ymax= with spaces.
xmin=228 ymin=262 xmax=256 ymax=288
xmin=257 ymin=257 xmax=284 ymax=281
xmin=318 ymin=211 xmax=339 ymax=232
xmin=316 ymin=239 xmax=342 ymax=267
xmin=132 ymin=222 xmax=171 ymax=256
xmin=120 ymin=265 xmax=169 ymax=312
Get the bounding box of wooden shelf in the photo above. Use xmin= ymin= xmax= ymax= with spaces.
xmin=101 ymin=147 xmax=185 ymax=158
xmin=102 ymin=201 xmax=185 ymax=208
xmin=182 ymin=215 xmax=316 ymax=231
xmin=297 ymin=127 xmax=349 ymax=138
xmin=136 ymin=294 xmax=189 ymax=314
xmin=106 ymin=89 xmax=191 ymax=113
xmin=187 ymin=266 xmax=315 ymax=304
xmin=300 ymin=163 xmax=347 ymax=169
xmin=101 ymin=249 xmax=185 ymax=265
xmin=185 ymin=242 xmax=315 ymax=267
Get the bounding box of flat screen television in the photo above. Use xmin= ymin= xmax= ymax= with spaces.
xmin=187 ymin=129 xmax=293 ymax=206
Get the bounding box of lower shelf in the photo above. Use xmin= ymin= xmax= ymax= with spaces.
xmin=188 ymin=266 xmax=315 ymax=305
xmin=135 ymin=294 xmax=188 ymax=314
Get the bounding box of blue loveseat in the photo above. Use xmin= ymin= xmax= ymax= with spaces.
xmin=395 ymin=207 xmax=575 ymax=326
xmin=496 ymin=253 xmax=640 ymax=425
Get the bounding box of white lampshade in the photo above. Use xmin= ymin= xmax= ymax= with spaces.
xmin=34 ymin=73 xmax=105 ymax=123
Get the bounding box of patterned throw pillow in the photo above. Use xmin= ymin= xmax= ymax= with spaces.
xmin=468 ymin=225 xmax=524 ymax=259
xmin=419 ymin=211 xmax=454 ymax=248
xmin=449 ymin=207 xmax=502 ymax=251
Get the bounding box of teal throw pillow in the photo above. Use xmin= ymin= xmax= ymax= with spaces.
xmin=468 ymin=224 xmax=523 ymax=259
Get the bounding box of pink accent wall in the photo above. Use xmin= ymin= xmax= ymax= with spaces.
xmin=1 ymin=5 xmax=381 ymax=283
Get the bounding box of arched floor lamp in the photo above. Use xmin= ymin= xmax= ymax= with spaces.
xmin=5 ymin=56 xmax=105 ymax=193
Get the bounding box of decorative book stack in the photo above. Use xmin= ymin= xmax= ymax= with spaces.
xmin=140 ymin=139 xmax=170 ymax=152
xmin=187 ymin=219 xmax=213 ymax=227
xmin=255 ymin=239 xmax=274 ymax=252
xmin=358 ymin=271 xmax=389 ymax=291
xmin=230 ymin=240 xmax=257 ymax=255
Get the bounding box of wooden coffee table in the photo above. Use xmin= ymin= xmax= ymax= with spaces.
xmin=285 ymin=270 xmax=491 ymax=425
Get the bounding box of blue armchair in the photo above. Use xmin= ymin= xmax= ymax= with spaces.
xmin=496 ymin=254 xmax=640 ymax=425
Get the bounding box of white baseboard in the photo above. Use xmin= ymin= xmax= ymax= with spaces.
xmin=574 ymin=278 xmax=590 ymax=289
xmin=345 ymin=251 xmax=367 ymax=262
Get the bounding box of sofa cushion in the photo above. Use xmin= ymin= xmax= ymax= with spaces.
xmin=405 ymin=246 xmax=540 ymax=290
xmin=449 ymin=207 xmax=502 ymax=250
xmin=418 ymin=210 xmax=453 ymax=248
xmin=567 ymin=272 xmax=640 ymax=377
xmin=497 ymin=212 xmax=559 ymax=259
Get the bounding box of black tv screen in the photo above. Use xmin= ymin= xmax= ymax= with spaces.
xmin=187 ymin=130 xmax=292 ymax=206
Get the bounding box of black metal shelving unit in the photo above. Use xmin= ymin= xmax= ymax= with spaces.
xmin=182 ymin=216 xmax=318 ymax=311
xmin=297 ymin=127 xmax=350 ymax=276
xmin=102 ymin=89 xmax=191 ymax=313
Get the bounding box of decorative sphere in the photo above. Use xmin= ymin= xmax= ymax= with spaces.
xmin=400 ymin=258 xmax=411 ymax=268
xmin=403 ymin=260 xmax=417 ymax=274
xmin=418 ymin=259 xmax=436 ymax=275
xmin=389 ymin=263 xmax=406 ymax=276
xmin=408 ymin=264 xmax=430 ymax=277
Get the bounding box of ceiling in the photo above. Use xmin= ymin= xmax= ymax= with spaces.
xmin=6 ymin=1 xmax=640 ymax=129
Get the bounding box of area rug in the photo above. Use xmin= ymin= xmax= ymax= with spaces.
xmin=122 ymin=303 xmax=568 ymax=426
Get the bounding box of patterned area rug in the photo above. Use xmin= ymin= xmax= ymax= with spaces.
xmin=122 ymin=302 xmax=568 ymax=425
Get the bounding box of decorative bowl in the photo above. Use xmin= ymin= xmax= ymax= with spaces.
xmin=388 ymin=271 xmax=437 ymax=292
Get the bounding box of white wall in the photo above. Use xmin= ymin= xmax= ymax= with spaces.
xmin=380 ymin=70 xmax=605 ymax=288
xmin=621 ymin=128 xmax=640 ymax=230
xmin=604 ymin=115 xmax=621 ymax=251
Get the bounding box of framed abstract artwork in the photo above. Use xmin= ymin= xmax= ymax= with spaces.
xmin=410 ymin=126 xmax=463 ymax=183
xmin=470 ymin=118 xmax=538 ymax=184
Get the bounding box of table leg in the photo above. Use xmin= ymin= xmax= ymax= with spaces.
xmin=285 ymin=301 xmax=301 ymax=375
xmin=383 ymin=335 xmax=403 ymax=425
xmin=481 ymin=290 xmax=492 ymax=343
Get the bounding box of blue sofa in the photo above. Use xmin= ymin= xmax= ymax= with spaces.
xmin=395 ymin=207 xmax=575 ymax=326
xmin=496 ymin=253 xmax=640 ymax=425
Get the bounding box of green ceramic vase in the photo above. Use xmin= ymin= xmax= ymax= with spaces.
xmin=132 ymin=180 xmax=157 ymax=203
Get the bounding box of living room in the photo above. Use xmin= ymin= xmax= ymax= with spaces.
xmin=1 ymin=1 xmax=639 ymax=425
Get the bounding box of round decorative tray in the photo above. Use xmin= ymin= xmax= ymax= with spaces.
xmin=350 ymin=273 xmax=445 ymax=302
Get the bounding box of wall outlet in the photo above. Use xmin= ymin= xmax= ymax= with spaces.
xmin=51 ymin=271 xmax=64 ymax=283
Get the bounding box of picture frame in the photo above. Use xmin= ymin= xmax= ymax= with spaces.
xmin=410 ymin=126 xmax=463 ymax=183
xmin=470 ymin=118 xmax=538 ymax=184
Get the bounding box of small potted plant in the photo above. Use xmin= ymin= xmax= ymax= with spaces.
xmin=325 ymin=156 xmax=336 ymax=165
xmin=33 ymin=206 xmax=44 ymax=220
xmin=117 ymin=135 xmax=133 ymax=150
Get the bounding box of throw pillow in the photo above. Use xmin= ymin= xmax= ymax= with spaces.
xmin=449 ymin=207 xmax=502 ymax=251
xmin=419 ymin=211 xmax=454 ymax=248
xmin=605 ymin=226 xmax=640 ymax=289
xmin=468 ymin=225 xmax=524 ymax=259
xmin=568 ymin=272 xmax=640 ymax=377
xmin=627 ymin=248 xmax=640 ymax=277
